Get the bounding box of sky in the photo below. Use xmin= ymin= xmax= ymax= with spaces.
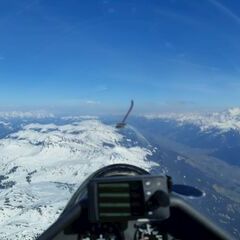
xmin=0 ymin=0 xmax=240 ymax=114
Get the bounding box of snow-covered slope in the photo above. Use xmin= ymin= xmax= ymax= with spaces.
xmin=144 ymin=108 xmax=240 ymax=132
xmin=0 ymin=120 xmax=156 ymax=240
xmin=0 ymin=121 xmax=11 ymax=127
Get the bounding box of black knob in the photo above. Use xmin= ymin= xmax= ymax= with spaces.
xmin=147 ymin=190 xmax=170 ymax=211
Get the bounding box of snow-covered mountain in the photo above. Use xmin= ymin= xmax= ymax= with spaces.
xmin=1 ymin=109 xmax=239 ymax=239
xmin=0 ymin=120 xmax=156 ymax=240
xmin=144 ymin=107 xmax=240 ymax=132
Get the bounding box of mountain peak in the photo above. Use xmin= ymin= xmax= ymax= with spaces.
xmin=227 ymin=107 xmax=240 ymax=117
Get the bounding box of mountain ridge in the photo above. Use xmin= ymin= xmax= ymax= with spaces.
xmin=144 ymin=107 xmax=240 ymax=132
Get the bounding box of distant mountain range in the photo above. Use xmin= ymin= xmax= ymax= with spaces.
xmin=140 ymin=108 xmax=240 ymax=167
xmin=144 ymin=107 xmax=240 ymax=132
xmin=0 ymin=111 xmax=55 ymax=120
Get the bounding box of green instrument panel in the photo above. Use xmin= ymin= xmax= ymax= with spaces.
xmin=98 ymin=181 xmax=145 ymax=221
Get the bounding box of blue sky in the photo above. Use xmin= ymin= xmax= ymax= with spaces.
xmin=0 ymin=0 xmax=240 ymax=114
